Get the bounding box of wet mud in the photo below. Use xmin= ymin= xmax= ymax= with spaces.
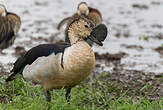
xmin=0 ymin=0 xmax=163 ymax=100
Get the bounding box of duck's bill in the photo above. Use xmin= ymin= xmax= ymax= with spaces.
xmin=88 ymin=35 xmax=103 ymax=46
xmin=92 ymin=24 xmax=108 ymax=42
xmin=88 ymin=24 xmax=108 ymax=46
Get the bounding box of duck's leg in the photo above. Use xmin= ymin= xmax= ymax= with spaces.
xmin=65 ymin=88 xmax=71 ymax=102
xmin=45 ymin=90 xmax=51 ymax=102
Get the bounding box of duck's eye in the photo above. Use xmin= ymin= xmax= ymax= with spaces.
xmin=84 ymin=24 xmax=89 ymax=28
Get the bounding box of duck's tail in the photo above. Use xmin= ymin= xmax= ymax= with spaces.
xmin=5 ymin=72 xmax=17 ymax=82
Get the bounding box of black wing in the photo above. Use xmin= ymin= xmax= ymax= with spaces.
xmin=6 ymin=43 xmax=70 ymax=82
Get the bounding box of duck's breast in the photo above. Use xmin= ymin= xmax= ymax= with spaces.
xmin=61 ymin=41 xmax=95 ymax=86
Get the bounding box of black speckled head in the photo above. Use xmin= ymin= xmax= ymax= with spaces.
xmin=68 ymin=17 xmax=107 ymax=46
xmin=68 ymin=17 xmax=95 ymax=38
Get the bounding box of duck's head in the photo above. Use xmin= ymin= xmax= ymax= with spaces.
xmin=0 ymin=4 xmax=7 ymax=16
xmin=77 ymin=2 xmax=89 ymax=16
xmin=68 ymin=17 xmax=107 ymax=46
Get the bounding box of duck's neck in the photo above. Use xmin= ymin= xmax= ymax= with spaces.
xmin=64 ymin=40 xmax=94 ymax=64
xmin=68 ymin=26 xmax=84 ymax=45
xmin=63 ymin=39 xmax=95 ymax=72
xmin=69 ymin=35 xmax=81 ymax=45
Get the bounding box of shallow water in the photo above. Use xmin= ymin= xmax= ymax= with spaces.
xmin=0 ymin=0 xmax=163 ymax=74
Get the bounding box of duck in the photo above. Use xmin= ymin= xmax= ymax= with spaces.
xmin=57 ymin=2 xmax=103 ymax=46
xmin=6 ymin=17 xmax=108 ymax=102
xmin=0 ymin=4 xmax=21 ymax=53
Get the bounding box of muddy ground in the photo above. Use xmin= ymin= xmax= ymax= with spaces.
xmin=0 ymin=0 xmax=163 ymax=100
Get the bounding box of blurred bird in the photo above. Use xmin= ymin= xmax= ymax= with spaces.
xmin=6 ymin=17 xmax=107 ymax=102
xmin=0 ymin=4 xmax=21 ymax=53
xmin=57 ymin=2 xmax=103 ymax=46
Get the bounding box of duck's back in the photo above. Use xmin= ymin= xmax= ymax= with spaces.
xmin=87 ymin=7 xmax=102 ymax=25
xmin=0 ymin=13 xmax=21 ymax=49
xmin=7 ymin=12 xmax=21 ymax=34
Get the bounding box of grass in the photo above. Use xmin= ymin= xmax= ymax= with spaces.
xmin=143 ymin=36 xmax=149 ymax=41
xmin=0 ymin=74 xmax=163 ymax=110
